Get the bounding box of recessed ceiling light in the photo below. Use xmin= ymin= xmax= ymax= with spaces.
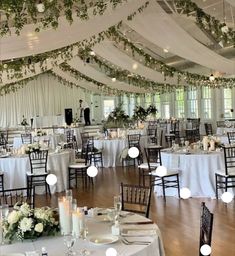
xmin=163 ymin=48 xmax=169 ymax=53
xmin=132 ymin=63 xmax=138 ymax=70
xmin=111 ymin=77 xmax=116 ymax=82
xmin=89 ymin=51 xmax=96 ymax=56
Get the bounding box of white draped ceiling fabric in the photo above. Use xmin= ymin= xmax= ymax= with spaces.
xmin=125 ymin=1 xmax=235 ymax=74
xmin=93 ymin=41 xmax=181 ymax=85
xmin=226 ymin=0 xmax=235 ymax=8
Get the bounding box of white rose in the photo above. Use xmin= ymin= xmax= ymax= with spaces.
xmin=7 ymin=210 xmax=21 ymax=225
xmin=34 ymin=223 xmax=43 ymax=233
xmin=19 ymin=217 xmax=33 ymax=232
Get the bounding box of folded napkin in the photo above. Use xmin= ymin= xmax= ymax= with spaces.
xmin=122 ymin=229 xmax=157 ymax=236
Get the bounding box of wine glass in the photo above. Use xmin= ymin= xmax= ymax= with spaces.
xmin=79 ymin=218 xmax=90 ymax=256
xmin=114 ymin=195 xmax=122 ymax=220
xmin=63 ymin=233 xmax=76 ymax=256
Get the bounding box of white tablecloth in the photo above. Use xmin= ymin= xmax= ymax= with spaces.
xmin=33 ymin=115 xmax=65 ymax=128
xmin=159 ymin=150 xmax=225 ymax=197
xmin=0 ymin=150 xmax=74 ymax=194
xmin=1 ymin=213 xmax=165 ymax=256
xmin=216 ymin=127 xmax=235 ymax=135
xmin=94 ymin=138 xmax=128 ymax=168
xmin=13 ymin=134 xmax=66 ymax=150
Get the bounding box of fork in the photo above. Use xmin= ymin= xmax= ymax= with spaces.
xmin=121 ymin=237 xmax=151 ymax=245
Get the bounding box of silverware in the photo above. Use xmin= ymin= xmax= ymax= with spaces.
xmin=121 ymin=237 xmax=151 ymax=245
xmin=121 ymin=221 xmax=154 ymax=225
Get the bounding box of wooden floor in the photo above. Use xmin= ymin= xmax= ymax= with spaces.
xmin=37 ymin=166 xmax=235 ymax=256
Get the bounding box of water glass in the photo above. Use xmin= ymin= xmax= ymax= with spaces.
xmin=63 ymin=233 xmax=76 ymax=256
xmin=66 ymin=189 xmax=73 ymax=201
xmin=114 ymin=195 xmax=122 ymax=214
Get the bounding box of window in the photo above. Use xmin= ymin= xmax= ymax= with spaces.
xmin=103 ymin=99 xmax=115 ymax=119
xmin=202 ymin=87 xmax=212 ymax=119
xmin=121 ymin=95 xmax=129 ymax=115
xmin=153 ymin=93 xmax=161 ymax=117
xmin=175 ymin=89 xmax=185 ymax=118
xmin=161 ymin=93 xmax=170 ymax=118
xmin=145 ymin=94 xmax=152 ymax=108
xmin=224 ymin=88 xmax=232 ymax=118
xmin=187 ymin=88 xmax=198 ymax=118
xmin=136 ymin=96 xmax=141 ymax=106
xmin=129 ymin=96 xmax=135 ymax=116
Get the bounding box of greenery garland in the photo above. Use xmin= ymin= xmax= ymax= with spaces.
xmin=59 ymin=62 xmax=144 ymax=96
xmin=106 ymin=27 xmax=235 ymax=88
xmin=0 ymin=0 xmax=149 ymax=36
xmin=0 ymin=0 xmax=125 ymax=36
xmin=175 ymin=0 xmax=235 ymax=46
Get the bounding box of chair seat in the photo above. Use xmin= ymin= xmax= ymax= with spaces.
xmin=69 ymin=163 xmax=89 ymax=169
xmin=138 ymin=163 xmax=159 ymax=169
xmin=150 ymin=169 xmax=179 ymax=177
xmin=26 ymin=171 xmax=48 ymax=176
xmin=216 ymin=169 xmax=235 ymax=177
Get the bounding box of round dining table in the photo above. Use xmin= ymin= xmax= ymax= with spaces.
xmin=0 ymin=150 xmax=74 ymax=194
xmin=158 ymin=149 xmax=225 ymax=198
xmin=1 ymin=212 xmax=165 ymax=256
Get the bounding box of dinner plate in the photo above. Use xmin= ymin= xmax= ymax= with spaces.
xmin=94 ymin=215 xmax=110 ymax=222
xmin=89 ymin=235 xmax=119 ymax=245
xmin=0 ymin=153 xmax=10 ymax=158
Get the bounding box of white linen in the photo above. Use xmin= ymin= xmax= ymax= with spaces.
xmin=1 ymin=213 xmax=165 ymax=256
xmin=34 ymin=115 xmax=65 ymax=128
xmin=94 ymin=138 xmax=128 ymax=168
xmin=0 ymin=150 xmax=74 ymax=193
xmin=126 ymin=1 xmax=235 ymax=74
xmin=159 ymin=151 xmax=225 ymax=197
xmin=216 ymin=127 xmax=235 ymax=135
xmin=13 ymin=134 xmax=66 ymax=150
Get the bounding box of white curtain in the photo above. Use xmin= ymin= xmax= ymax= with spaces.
xmin=0 ymin=73 xmax=85 ymax=127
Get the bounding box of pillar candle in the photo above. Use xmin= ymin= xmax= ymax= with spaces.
xmin=58 ymin=197 xmax=72 ymax=235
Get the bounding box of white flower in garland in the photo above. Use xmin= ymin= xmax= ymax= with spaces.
xmin=7 ymin=211 xmax=21 ymax=225
xmin=20 ymin=203 xmax=31 ymax=216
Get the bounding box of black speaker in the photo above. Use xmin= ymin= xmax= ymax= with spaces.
xmin=65 ymin=108 xmax=73 ymax=125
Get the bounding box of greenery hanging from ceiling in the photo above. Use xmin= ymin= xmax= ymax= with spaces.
xmin=0 ymin=0 xmax=149 ymax=36
xmin=59 ymin=62 xmax=144 ymax=96
xmin=60 ymin=61 xmax=180 ymax=94
xmin=106 ymin=27 xmax=235 ymax=88
xmin=175 ymin=0 xmax=235 ymax=46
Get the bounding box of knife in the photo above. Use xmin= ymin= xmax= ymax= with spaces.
xmin=121 ymin=221 xmax=154 ymax=225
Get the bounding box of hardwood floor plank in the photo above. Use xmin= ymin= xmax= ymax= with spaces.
xmin=36 ymin=166 xmax=235 ymax=256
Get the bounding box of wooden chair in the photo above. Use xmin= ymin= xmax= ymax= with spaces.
xmin=0 ymin=172 xmax=4 ymax=191
xmin=68 ymin=143 xmax=92 ymax=188
xmin=138 ymin=146 xmax=162 ymax=186
xmin=165 ymin=134 xmax=175 ymax=148
xmin=120 ymin=183 xmax=152 ymax=218
xmin=128 ymin=134 xmax=141 ymax=148
xmin=204 ymin=123 xmax=213 ymax=136
xmin=227 ymin=131 xmax=235 ymax=144
xmin=26 ymin=150 xmax=51 ymax=196
xmin=215 ymin=145 xmax=235 ymax=199
xmin=21 ymin=133 xmax=32 ymax=144
xmin=0 ymin=187 xmax=35 ymax=209
xmin=150 ymin=150 xmax=180 ymax=202
xmin=199 ymin=202 xmax=214 ymax=256
xmin=147 ymin=126 xmax=157 ymax=144
xmin=0 ymin=132 xmax=7 ymax=149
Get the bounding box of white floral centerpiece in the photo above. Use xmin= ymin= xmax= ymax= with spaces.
xmin=202 ymin=136 xmax=221 ymax=151
xmin=25 ymin=143 xmax=41 ymax=154
xmin=2 ymin=203 xmax=59 ymax=243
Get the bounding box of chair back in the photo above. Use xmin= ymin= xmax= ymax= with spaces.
xmin=144 ymin=147 xmax=162 ymax=170
xmin=29 ymin=150 xmax=48 ymax=174
xmin=165 ymin=134 xmax=175 ymax=147
xmin=227 ymin=131 xmax=235 ymax=144
xmin=21 ymin=133 xmax=32 ymax=144
xmin=0 ymin=187 xmax=35 ymax=209
xmin=204 ymin=123 xmax=213 ymax=136
xmin=223 ymin=145 xmax=235 ymax=175
xmin=66 ymin=129 xmax=74 ymax=143
xmin=128 ymin=134 xmax=141 ymax=148
xmin=0 ymin=132 xmax=8 ymax=148
xmin=199 ymin=202 xmax=213 ymax=256
xmin=120 ymin=183 xmax=152 ymax=218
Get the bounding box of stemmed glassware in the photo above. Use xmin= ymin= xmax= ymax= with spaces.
xmin=114 ymin=195 xmax=122 ymax=221
xmin=63 ymin=233 xmax=76 ymax=256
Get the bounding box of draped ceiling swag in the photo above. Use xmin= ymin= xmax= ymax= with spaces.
xmin=1 ymin=0 xmax=235 ymax=94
